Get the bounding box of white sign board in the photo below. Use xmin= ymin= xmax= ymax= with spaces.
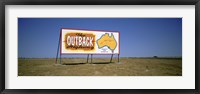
xmin=61 ymin=28 xmax=120 ymax=54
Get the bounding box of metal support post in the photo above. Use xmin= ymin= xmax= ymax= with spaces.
xmin=110 ymin=54 xmax=113 ymax=63
xmin=55 ymin=31 xmax=61 ymax=64
xmin=87 ymin=54 xmax=89 ymax=63
xmin=60 ymin=54 xmax=62 ymax=64
xmin=118 ymin=54 xmax=120 ymax=62
xmin=91 ymin=54 xmax=93 ymax=64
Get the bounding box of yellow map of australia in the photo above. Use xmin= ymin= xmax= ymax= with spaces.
xmin=97 ymin=33 xmax=117 ymax=52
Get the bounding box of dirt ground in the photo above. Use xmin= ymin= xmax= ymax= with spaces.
xmin=18 ymin=58 xmax=182 ymax=76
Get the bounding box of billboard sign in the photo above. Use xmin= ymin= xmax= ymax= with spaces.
xmin=61 ymin=28 xmax=119 ymax=54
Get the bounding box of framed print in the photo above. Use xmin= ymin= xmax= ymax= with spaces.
xmin=0 ymin=0 xmax=199 ymax=94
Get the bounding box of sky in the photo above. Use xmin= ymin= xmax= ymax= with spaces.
xmin=18 ymin=18 xmax=182 ymax=58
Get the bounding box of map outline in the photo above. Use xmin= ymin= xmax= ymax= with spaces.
xmin=96 ymin=33 xmax=117 ymax=53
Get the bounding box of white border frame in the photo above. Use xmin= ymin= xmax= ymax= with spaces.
xmin=5 ymin=5 xmax=195 ymax=89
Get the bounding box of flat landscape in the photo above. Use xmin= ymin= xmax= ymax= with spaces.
xmin=18 ymin=58 xmax=182 ymax=76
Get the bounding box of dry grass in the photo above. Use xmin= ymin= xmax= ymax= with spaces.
xmin=18 ymin=58 xmax=182 ymax=76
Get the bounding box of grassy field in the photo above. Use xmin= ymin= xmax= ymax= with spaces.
xmin=18 ymin=58 xmax=182 ymax=76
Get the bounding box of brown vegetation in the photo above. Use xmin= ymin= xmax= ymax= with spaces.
xmin=18 ymin=58 xmax=182 ymax=76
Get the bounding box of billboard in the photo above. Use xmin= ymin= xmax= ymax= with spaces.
xmin=61 ymin=28 xmax=120 ymax=54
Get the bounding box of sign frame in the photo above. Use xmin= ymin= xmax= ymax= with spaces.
xmin=55 ymin=28 xmax=120 ymax=64
xmin=60 ymin=28 xmax=120 ymax=55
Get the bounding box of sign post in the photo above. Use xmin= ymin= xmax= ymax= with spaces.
xmin=55 ymin=31 xmax=61 ymax=64
xmin=91 ymin=54 xmax=93 ymax=64
xmin=56 ymin=28 xmax=120 ymax=64
xmin=87 ymin=54 xmax=89 ymax=63
xmin=118 ymin=54 xmax=120 ymax=62
xmin=110 ymin=54 xmax=113 ymax=63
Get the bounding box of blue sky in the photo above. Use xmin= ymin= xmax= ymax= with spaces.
xmin=18 ymin=18 xmax=182 ymax=58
